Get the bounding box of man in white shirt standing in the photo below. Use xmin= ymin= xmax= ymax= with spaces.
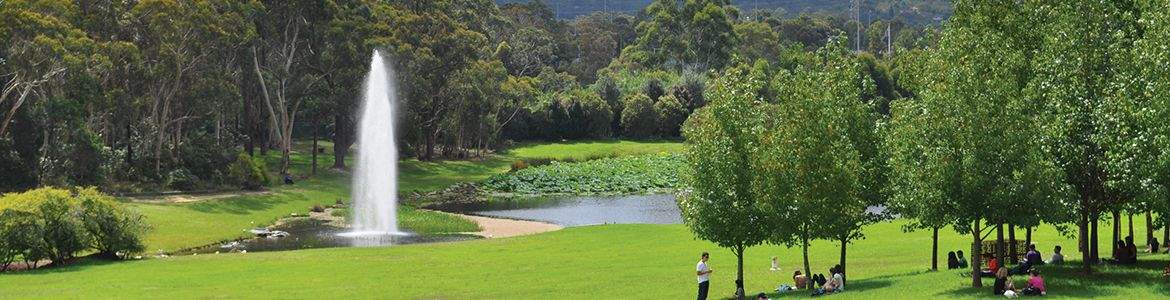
xmin=697 ymin=252 xmax=713 ymax=300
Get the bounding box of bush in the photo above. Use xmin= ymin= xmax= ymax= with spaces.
xmin=177 ymin=132 xmax=233 ymax=185
xmin=166 ymin=168 xmax=199 ymax=191
xmin=229 ymin=153 xmax=270 ymax=190
xmin=510 ymin=160 xmax=530 ymax=172
xmin=0 ymin=188 xmax=88 ymax=264
xmin=671 ymin=70 xmax=707 ymax=111
xmin=563 ymin=90 xmax=612 ymax=139
xmin=642 ymin=77 xmax=665 ymax=102
xmin=310 ymin=204 xmax=325 ymax=213
xmin=654 ymin=94 xmax=689 ymax=137
xmin=621 ymin=93 xmax=658 ymax=139
xmin=78 ymin=188 xmax=148 ymax=259
xmin=0 ymin=188 xmax=149 ymax=266
xmin=0 ymin=210 xmax=46 ymax=270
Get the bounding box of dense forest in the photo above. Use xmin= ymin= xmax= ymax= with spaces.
xmin=0 ymin=0 xmax=938 ymax=193
xmin=496 ymin=0 xmax=953 ymax=24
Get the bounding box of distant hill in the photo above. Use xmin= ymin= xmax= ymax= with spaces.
xmin=495 ymin=0 xmax=952 ymax=25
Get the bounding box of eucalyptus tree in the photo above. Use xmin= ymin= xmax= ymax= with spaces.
xmin=888 ymin=0 xmax=1072 ymax=287
xmin=677 ymin=64 xmax=767 ymax=297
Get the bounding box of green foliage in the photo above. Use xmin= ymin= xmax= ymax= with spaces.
xmin=631 ymin=0 xmax=738 ymax=70
xmin=229 ymin=153 xmax=270 ymax=191
xmin=0 ymin=209 xmax=45 ymax=270
xmin=482 ymin=153 xmax=682 ymax=195
xmin=0 ymin=188 xmax=87 ymax=263
xmin=619 ymin=93 xmax=657 ymax=139
xmin=653 ymin=94 xmax=687 ymax=137
xmin=77 ymin=188 xmax=148 ymax=258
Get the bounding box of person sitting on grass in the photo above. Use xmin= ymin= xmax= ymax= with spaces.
xmin=1148 ymin=237 xmax=1160 ymax=253
xmin=792 ymin=270 xmax=808 ymax=290
xmin=982 ymin=257 xmax=1000 ymax=277
xmin=1047 ymin=245 xmax=1064 ymax=264
xmin=948 ymin=251 xmax=959 ymax=269
xmin=1013 ymin=244 xmax=1044 ymax=274
xmin=812 ymin=265 xmax=844 ymax=296
xmin=993 ymin=267 xmax=1017 ymax=297
xmin=1162 ymin=264 xmax=1170 ymax=277
xmin=1110 ymin=240 xmax=1126 ymax=263
xmin=1125 ymin=236 xmax=1138 ymax=263
xmin=1021 ymin=268 xmax=1046 ymax=296
xmin=756 ymin=292 xmax=770 ymax=300
xmin=957 ymin=250 xmax=969 ymax=269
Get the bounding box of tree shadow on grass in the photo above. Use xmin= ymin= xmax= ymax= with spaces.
xmin=753 ymin=277 xmax=894 ymax=299
xmin=3 ymin=256 xmax=139 ymax=275
xmin=936 ymin=259 xmax=1170 ymax=298
xmin=183 ymin=191 xmax=289 ymax=215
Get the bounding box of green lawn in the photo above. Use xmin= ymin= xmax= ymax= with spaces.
xmin=3 ymin=220 xmax=1166 ymax=299
xmin=126 ymin=139 xmax=684 ymax=252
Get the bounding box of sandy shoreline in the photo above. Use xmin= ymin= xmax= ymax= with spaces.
xmin=426 ymin=209 xmax=563 ymax=238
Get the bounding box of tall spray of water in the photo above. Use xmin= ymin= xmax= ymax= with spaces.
xmin=348 ymin=50 xmax=401 ymax=235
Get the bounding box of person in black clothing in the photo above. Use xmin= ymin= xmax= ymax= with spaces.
xmin=947 ymin=251 xmax=959 ymax=269
xmin=1125 ymin=236 xmax=1138 ymax=263
xmin=956 ymin=250 xmax=969 ymax=269
xmin=992 ymin=267 xmax=1016 ymax=296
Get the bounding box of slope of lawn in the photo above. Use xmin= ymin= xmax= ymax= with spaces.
xmin=126 ymin=140 xmax=684 ymax=252
xmin=3 ymin=220 xmax=1167 ymax=299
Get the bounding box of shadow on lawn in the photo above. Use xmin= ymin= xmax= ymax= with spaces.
xmin=936 ymin=259 xmax=1170 ymax=298
xmin=757 ymin=277 xmax=895 ymax=299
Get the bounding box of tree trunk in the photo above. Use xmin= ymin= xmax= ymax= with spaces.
xmin=1128 ymin=213 xmax=1134 ymax=242
xmin=1164 ymin=221 xmax=1169 ymax=253
xmin=995 ymin=222 xmax=1005 ymax=269
xmin=839 ymin=236 xmax=848 ymax=284
xmin=1147 ymin=212 xmax=1154 ymax=247
xmin=1080 ymin=206 xmax=1092 ymax=273
xmin=971 ymin=220 xmax=983 ymax=287
xmin=1008 ymin=224 xmax=1018 ymax=264
xmin=735 ymin=245 xmax=745 ymax=300
xmin=802 ymin=235 xmax=813 ymax=289
xmin=1091 ymin=211 xmax=1100 ymax=263
xmin=932 ymin=226 xmax=939 ymax=271
xmin=311 ymin=118 xmax=319 ymax=176
xmin=1025 ymin=227 xmax=1032 ymax=249
xmin=332 ymin=113 xmax=348 ymax=169
xmin=1112 ymin=210 xmax=1121 ymax=259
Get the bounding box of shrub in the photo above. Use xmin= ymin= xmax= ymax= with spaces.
xmin=229 ymin=153 xmax=270 ymax=190
xmin=166 ymin=168 xmax=199 ymax=191
xmin=177 ymin=132 xmax=233 ymax=184
xmin=671 ymin=70 xmax=707 ymax=111
xmin=510 ymin=160 xmax=530 ymax=172
xmin=564 ymin=90 xmax=613 ymax=139
xmin=654 ymin=94 xmax=689 ymax=137
xmin=0 ymin=210 xmax=46 ymax=270
xmin=642 ymin=77 xmax=665 ymax=101
xmin=595 ymin=75 xmax=623 ymax=134
xmin=16 ymin=189 xmax=89 ymax=264
xmin=621 ymin=93 xmax=658 ymax=139
xmin=0 ymin=188 xmax=149 ymax=266
xmin=77 ymin=188 xmax=148 ymax=259
xmin=310 ymin=204 xmax=325 ymax=213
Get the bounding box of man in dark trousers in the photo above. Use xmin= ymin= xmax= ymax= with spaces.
xmin=697 ymin=252 xmax=713 ymax=300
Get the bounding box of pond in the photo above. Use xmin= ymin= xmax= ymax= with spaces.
xmin=176 ymin=218 xmax=480 ymax=255
xmin=429 ymin=194 xmax=683 ymax=227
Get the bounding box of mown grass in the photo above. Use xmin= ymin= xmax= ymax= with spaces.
xmin=2 ymin=220 xmax=1166 ymax=299
xmin=124 ymin=139 xmax=683 ymax=252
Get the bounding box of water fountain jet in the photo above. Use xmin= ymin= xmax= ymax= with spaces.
xmin=339 ymin=50 xmax=406 ymax=239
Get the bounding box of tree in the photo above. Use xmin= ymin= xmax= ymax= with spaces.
xmin=889 ymin=1 xmax=1072 ymax=287
xmin=757 ymin=38 xmax=885 ymax=284
xmin=386 ymin=0 xmax=488 ymax=160
xmin=1031 ymin=0 xmax=1141 ymax=273
xmin=678 ymin=64 xmax=768 ymax=299
xmin=732 ymin=21 xmax=781 ymax=65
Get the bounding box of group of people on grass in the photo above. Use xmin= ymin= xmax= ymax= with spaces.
xmin=994 ymin=267 xmax=1047 ymax=298
xmin=1111 ymin=236 xmax=1140 ymax=264
xmin=694 ymin=252 xmax=845 ymax=300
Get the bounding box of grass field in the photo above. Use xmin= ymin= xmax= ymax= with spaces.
xmin=124 ymin=140 xmax=683 ymax=252
xmin=2 ymin=220 xmax=1166 ymax=299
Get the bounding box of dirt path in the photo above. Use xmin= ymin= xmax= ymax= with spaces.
xmin=427 ymin=210 xmax=563 ymax=238
xmin=126 ymin=190 xmax=273 ymax=204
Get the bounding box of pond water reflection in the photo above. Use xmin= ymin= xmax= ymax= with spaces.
xmin=430 ymin=194 xmax=683 ymax=227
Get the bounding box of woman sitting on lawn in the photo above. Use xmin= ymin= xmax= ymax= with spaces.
xmin=947 ymin=251 xmax=959 ymax=269
xmin=957 ymin=251 xmax=969 ymax=269
xmin=1021 ymin=268 xmax=1046 ymax=296
xmin=982 ymin=257 xmax=1000 ymax=277
xmin=993 ymin=267 xmax=1017 ymax=297
xmin=793 ymin=270 xmax=808 ymax=289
